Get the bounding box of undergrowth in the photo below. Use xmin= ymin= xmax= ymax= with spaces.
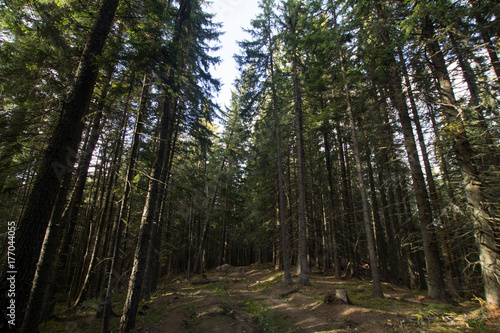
xmin=244 ymin=298 xmax=301 ymax=333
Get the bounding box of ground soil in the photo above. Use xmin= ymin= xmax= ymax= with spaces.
xmin=41 ymin=264 xmax=500 ymax=332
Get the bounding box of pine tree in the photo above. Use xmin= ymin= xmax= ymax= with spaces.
xmin=0 ymin=0 xmax=120 ymax=329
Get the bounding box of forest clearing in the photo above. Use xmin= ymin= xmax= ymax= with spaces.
xmin=1 ymin=0 xmax=499 ymax=332
xmin=41 ymin=263 xmax=499 ymax=332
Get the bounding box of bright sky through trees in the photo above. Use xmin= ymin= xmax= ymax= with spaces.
xmin=205 ymin=0 xmax=260 ymax=108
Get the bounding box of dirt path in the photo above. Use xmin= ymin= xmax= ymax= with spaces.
xmin=153 ymin=265 xmax=341 ymax=332
xmin=141 ymin=264 xmax=480 ymax=332
xmin=227 ymin=269 xmax=337 ymax=332
xmin=40 ymin=263 xmax=498 ymax=332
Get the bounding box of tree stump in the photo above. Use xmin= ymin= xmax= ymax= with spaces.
xmin=216 ymin=264 xmax=232 ymax=273
xmin=324 ymin=289 xmax=353 ymax=305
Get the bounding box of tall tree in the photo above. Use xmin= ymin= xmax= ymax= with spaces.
xmin=119 ymin=0 xmax=222 ymax=329
xmin=102 ymin=72 xmax=150 ymax=332
xmin=282 ymin=0 xmax=310 ymax=286
xmin=420 ymin=14 xmax=500 ymax=309
xmin=237 ymin=0 xmax=293 ymax=284
xmin=330 ymin=1 xmax=383 ymax=297
xmin=0 ymin=0 xmax=120 ymax=329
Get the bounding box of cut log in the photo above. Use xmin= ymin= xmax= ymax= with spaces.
xmin=324 ymin=289 xmax=353 ymax=305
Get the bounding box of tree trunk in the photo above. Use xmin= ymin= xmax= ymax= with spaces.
xmin=422 ymin=17 xmax=500 ymax=308
xmin=0 ymin=0 xmax=120 ymax=328
xmin=69 ymin=147 xmax=107 ymax=303
xmin=448 ymin=32 xmax=499 ymax=167
xmin=119 ymin=92 xmax=173 ymax=332
xmin=102 ymin=73 xmax=149 ymax=332
xmin=338 ymin=133 xmax=357 ymax=278
xmin=91 ymin=112 xmax=127 ymax=301
xmin=371 ymin=89 xmax=402 ymax=284
xmin=400 ymin=47 xmax=463 ymax=296
xmin=389 ymin=71 xmax=447 ymax=299
xmin=120 ymin=1 xmax=191 ymax=330
xmin=270 ymin=36 xmax=292 ymax=284
xmin=322 ymin=129 xmax=341 ymax=279
xmin=340 ymin=52 xmax=383 ymax=298
xmin=472 ymin=6 xmax=500 ymax=79
xmin=142 ymin=99 xmax=178 ymax=300
xmin=19 ymin=162 xmax=74 ymax=332
xmin=21 ymin=74 xmax=116 ymax=330
xmin=57 ymin=60 xmax=116 ymax=287
xmin=366 ymin=145 xmax=388 ymax=282
xmin=376 ymin=26 xmax=448 ymax=298
xmin=292 ymin=47 xmax=310 ymax=286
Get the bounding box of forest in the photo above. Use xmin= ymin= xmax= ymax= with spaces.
xmin=0 ymin=0 xmax=499 ymax=332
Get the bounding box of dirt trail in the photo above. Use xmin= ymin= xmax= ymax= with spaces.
xmin=144 ymin=264 xmax=481 ymax=332
xmin=154 ymin=265 xmax=341 ymax=332
xmin=227 ymin=268 xmax=337 ymax=332
xmin=39 ymin=263 xmax=498 ymax=332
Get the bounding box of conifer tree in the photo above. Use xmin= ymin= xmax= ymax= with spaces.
xmin=0 ymin=0 xmax=120 ymax=329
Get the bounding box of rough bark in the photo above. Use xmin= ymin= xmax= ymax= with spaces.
xmin=373 ymin=10 xmax=448 ymax=298
xmin=400 ymin=48 xmax=463 ymax=296
xmin=75 ymin=122 xmax=124 ymax=307
xmin=292 ymin=48 xmax=310 ymax=286
xmin=102 ymin=73 xmax=149 ymax=332
xmin=19 ymin=163 xmax=73 ymax=333
xmin=322 ymin=129 xmax=341 ymax=279
xmin=142 ymin=98 xmax=177 ymax=300
xmin=119 ymin=91 xmax=173 ymax=332
xmin=120 ymin=3 xmax=192 ymax=331
xmin=388 ymin=67 xmax=447 ymax=299
xmin=423 ymin=17 xmax=500 ymax=308
xmin=338 ymin=133 xmax=358 ymax=278
xmin=472 ymin=6 xmax=500 ymax=79
xmin=269 ymin=33 xmax=292 ymax=284
xmin=0 ymin=0 xmax=120 ymax=329
xmin=366 ymin=145 xmax=389 ymax=281
xmin=340 ymin=52 xmax=383 ymax=298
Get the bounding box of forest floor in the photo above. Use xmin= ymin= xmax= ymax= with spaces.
xmin=41 ymin=263 xmax=499 ymax=332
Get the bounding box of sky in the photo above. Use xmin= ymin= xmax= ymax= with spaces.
xmin=204 ymin=0 xmax=261 ymax=110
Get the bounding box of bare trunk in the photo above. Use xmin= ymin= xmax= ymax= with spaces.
xmin=120 ymin=2 xmax=191 ymax=330
xmin=340 ymin=53 xmax=383 ymax=298
xmin=423 ymin=17 xmax=500 ymax=308
xmin=292 ymin=49 xmax=310 ymax=286
xmin=400 ymin=48 xmax=463 ymax=297
xmin=142 ymin=101 xmax=178 ymax=300
xmin=372 ymin=90 xmax=402 ymax=285
xmin=366 ymin=145 xmax=388 ymax=281
xmin=374 ymin=18 xmax=448 ymax=298
xmin=270 ymin=37 xmax=292 ymax=284
xmin=119 ymin=92 xmax=173 ymax=332
xmin=102 ymin=73 xmax=149 ymax=332
xmin=322 ymin=130 xmax=341 ymax=279
xmin=0 ymin=0 xmax=120 ymax=328
xmin=20 ymin=164 xmax=73 ymax=333
xmin=388 ymin=70 xmax=447 ymax=299
xmin=338 ymin=133 xmax=357 ymax=278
